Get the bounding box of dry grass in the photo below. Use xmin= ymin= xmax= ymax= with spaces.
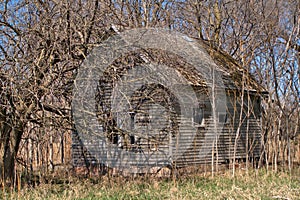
xmin=2 ymin=169 xmax=299 ymax=200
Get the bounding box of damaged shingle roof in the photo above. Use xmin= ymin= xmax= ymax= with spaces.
xmin=201 ymin=40 xmax=266 ymax=93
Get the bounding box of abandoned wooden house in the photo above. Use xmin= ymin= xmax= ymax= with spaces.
xmin=72 ymin=31 xmax=267 ymax=174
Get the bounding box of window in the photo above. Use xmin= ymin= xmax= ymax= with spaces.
xmin=218 ymin=112 xmax=228 ymax=124
xmin=193 ymin=105 xmax=205 ymax=127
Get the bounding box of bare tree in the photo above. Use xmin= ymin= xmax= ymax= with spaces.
xmin=0 ymin=0 xmax=177 ymax=186
xmin=177 ymin=0 xmax=300 ymax=174
xmin=0 ymin=0 xmax=298 ymax=186
xmin=0 ymin=0 xmax=109 ymax=185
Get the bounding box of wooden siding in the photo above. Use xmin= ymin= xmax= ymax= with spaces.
xmin=72 ymin=83 xmax=262 ymax=170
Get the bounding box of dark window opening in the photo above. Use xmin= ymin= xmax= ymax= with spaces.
xmin=218 ymin=113 xmax=228 ymax=123
xmin=130 ymin=135 xmax=135 ymax=144
xmin=193 ymin=107 xmax=204 ymax=126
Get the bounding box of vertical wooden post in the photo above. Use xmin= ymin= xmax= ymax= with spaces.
xmin=61 ymin=132 xmax=64 ymax=164
xmin=49 ymin=134 xmax=54 ymax=172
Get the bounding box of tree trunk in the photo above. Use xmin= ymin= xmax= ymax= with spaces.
xmin=0 ymin=119 xmax=23 ymax=187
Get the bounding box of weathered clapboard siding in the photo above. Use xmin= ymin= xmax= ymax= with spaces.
xmin=72 ymin=84 xmax=262 ymax=169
